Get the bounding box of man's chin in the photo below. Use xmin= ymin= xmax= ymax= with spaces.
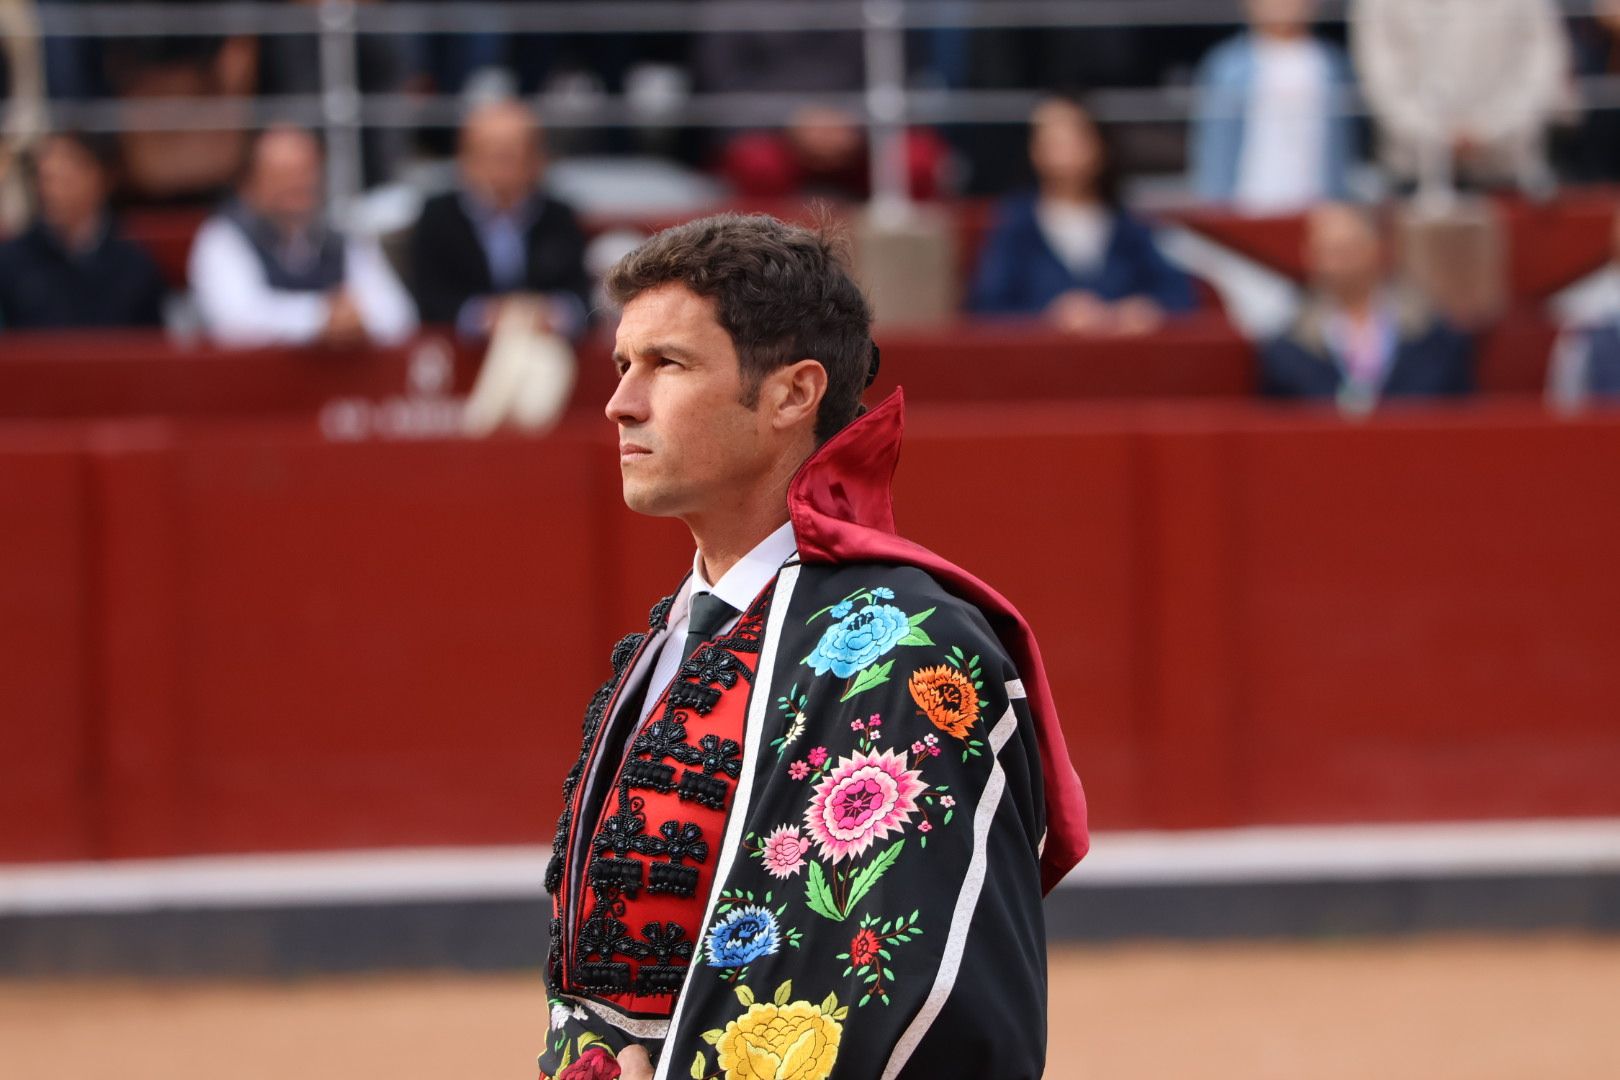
xmin=620 ymin=485 xmax=680 ymax=518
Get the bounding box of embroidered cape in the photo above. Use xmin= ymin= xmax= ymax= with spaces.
xmin=541 ymin=389 xmax=1089 ymax=1080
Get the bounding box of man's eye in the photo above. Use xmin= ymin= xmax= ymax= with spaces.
xmin=657 ymin=357 xmax=680 ymax=368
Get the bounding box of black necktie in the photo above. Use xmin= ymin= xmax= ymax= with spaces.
xmin=684 ymin=592 xmax=738 ymax=662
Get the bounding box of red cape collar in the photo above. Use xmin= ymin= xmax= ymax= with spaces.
xmin=788 ymin=388 xmax=1090 ymax=893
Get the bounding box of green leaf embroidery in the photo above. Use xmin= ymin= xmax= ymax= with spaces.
xmin=842 ymin=839 xmax=905 ymax=914
xmin=773 ymin=980 xmax=793 ymax=1006
xmin=735 ymin=984 xmax=755 ymax=1007
xmin=691 ymin=1050 xmax=707 ymax=1079
xmin=897 ymin=625 xmax=935 ymax=647
xmin=700 ymin=1029 xmax=723 ymax=1046
xmin=840 ymin=659 xmax=895 ymax=702
xmin=805 ymin=860 xmax=842 ymax=921
xmin=820 ymin=991 xmax=838 ymax=1012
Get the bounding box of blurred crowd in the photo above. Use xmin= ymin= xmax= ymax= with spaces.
xmin=6 ymin=0 xmax=1620 ymax=410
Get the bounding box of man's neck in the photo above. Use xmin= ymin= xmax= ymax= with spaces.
xmin=48 ymin=213 xmax=103 ymax=255
xmin=691 ymin=507 xmax=792 ymax=585
xmin=1332 ymin=289 xmax=1381 ymax=324
xmin=1257 ymin=25 xmax=1308 ymax=43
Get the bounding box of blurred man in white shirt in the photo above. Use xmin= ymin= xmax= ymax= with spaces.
xmin=189 ymin=125 xmax=416 ymax=347
xmin=1353 ymin=0 xmax=1571 ymax=206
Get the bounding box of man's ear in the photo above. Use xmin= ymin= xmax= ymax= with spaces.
xmin=764 ymin=359 xmax=828 ymax=433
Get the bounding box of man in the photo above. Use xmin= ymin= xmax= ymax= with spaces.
xmin=188 ymin=124 xmax=417 ymax=347
xmin=1547 ymin=204 xmax=1620 ymax=409
xmin=1260 ymin=202 xmax=1474 ymax=411
xmin=0 ymin=129 xmax=167 ymax=329
xmin=537 ymin=214 xmax=1088 ymax=1080
xmin=408 ymin=99 xmax=590 ymax=339
xmin=1353 ymin=0 xmax=1569 ymax=204
xmin=1190 ymin=0 xmax=1357 ymax=212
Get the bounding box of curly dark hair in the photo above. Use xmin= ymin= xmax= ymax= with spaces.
xmin=604 ymin=212 xmax=873 ymax=443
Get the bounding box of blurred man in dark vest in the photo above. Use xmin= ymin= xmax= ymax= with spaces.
xmin=188 ymin=125 xmax=416 ymax=347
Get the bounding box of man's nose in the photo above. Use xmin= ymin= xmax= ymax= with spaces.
xmin=605 ymin=367 xmax=648 ymax=426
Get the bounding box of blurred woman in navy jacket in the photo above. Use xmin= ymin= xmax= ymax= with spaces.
xmin=968 ymin=94 xmax=1196 ymax=334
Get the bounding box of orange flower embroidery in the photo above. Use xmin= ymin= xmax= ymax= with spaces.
xmin=908 ymin=665 xmax=980 ymax=739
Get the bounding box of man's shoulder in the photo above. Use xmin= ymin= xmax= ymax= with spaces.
xmin=187 ymin=213 xmax=246 ymax=264
xmin=791 ymin=561 xmax=1010 ymax=663
xmin=415 ymin=191 xmax=467 ymax=230
xmin=528 ymin=193 xmax=584 ymax=236
xmin=0 ymin=227 xmax=35 ymax=266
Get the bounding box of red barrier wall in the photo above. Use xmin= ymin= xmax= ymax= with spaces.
xmin=0 ymin=315 xmax=1557 ymax=424
xmin=4 ymin=401 xmax=1619 ymax=862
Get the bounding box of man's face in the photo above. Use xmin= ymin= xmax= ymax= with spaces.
xmin=1247 ymin=0 xmax=1314 ymax=35
xmin=1306 ymin=205 xmax=1383 ymax=299
xmin=245 ymin=131 xmax=324 ymax=232
xmin=607 ymin=284 xmax=773 ymax=520
xmin=37 ymin=137 xmax=106 ymax=235
xmin=460 ymin=110 xmax=541 ymax=213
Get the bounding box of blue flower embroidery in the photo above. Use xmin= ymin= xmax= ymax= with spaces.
xmin=705 ymin=905 xmax=780 ymax=968
xmin=805 ymin=603 xmax=911 ymax=678
xmin=872 ymin=587 xmax=895 ymax=600
xmin=830 ymin=600 xmax=854 ymax=619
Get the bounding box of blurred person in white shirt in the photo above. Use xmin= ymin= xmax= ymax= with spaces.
xmin=1352 ymin=0 xmax=1572 ymax=207
xmin=188 ymin=125 xmax=416 ymax=347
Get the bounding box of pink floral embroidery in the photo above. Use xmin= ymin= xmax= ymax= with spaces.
xmin=851 ymin=718 xmax=865 ymax=731
xmin=760 ymin=825 xmax=811 ymax=879
xmin=808 ymin=746 xmax=829 ymax=768
xmin=918 ymin=820 xmax=932 ymax=833
xmin=789 ymin=760 xmax=809 ymax=780
xmin=940 ymin=795 xmax=956 ymax=808
xmin=805 ymin=748 xmax=926 ymax=862
xmin=866 ymin=714 xmax=882 ymax=728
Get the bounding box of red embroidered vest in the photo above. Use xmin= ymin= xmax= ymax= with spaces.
xmin=553 ymin=581 xmax=774 ymax=1016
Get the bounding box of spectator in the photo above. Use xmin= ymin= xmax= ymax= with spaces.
xmin=2 ymin=0 xmax=47 ymax=233
xmin=1352 ymin=0 xmax=1570 ymax=205
xmin=189 ymin=125 xmax=416 ymax=347
xmin=1190 ymin=0 xmax=1357 ymax=212
xmin=100 ymin=16 xmax=259 ymax=205
xmin=0 ymin=130 xmax=166 ymax=329
xmin=967 ymin=94 xmax=1196 ymax=335
xmin=1566 ymin=0 xmax=1620 ymax=182
xmin=718 ymin=105 xmax=951 ymax=201
xmin=1547 ymin=206 xmax=1620 ymax=409
xmin=407 ymin=99 xmax=589 ymax=340
xmin=260 ymin=0 xmax=412 ymax=188
xmin=1260 ymin=202 xmax=1473 ymax=408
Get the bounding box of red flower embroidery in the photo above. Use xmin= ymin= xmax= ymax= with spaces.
xmin=557 ymin=1046 xmax=621 ymax=1080
xmin=848 ymin=927 xmax=881 ymax=968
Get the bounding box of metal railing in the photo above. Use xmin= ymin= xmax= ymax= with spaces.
xmin=10 ymin=0 xmax=1619 ymax=215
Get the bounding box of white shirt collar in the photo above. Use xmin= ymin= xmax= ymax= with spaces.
xmin=688 ymin=520 xmax=798 ymax=615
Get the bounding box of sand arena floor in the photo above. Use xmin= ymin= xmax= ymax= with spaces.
xmin=4 ymin=936 xmax=1618 ymax=1079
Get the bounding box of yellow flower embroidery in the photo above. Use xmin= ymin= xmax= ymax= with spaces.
xmin=715 ymin=1000 xmax=842 ymax=1080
